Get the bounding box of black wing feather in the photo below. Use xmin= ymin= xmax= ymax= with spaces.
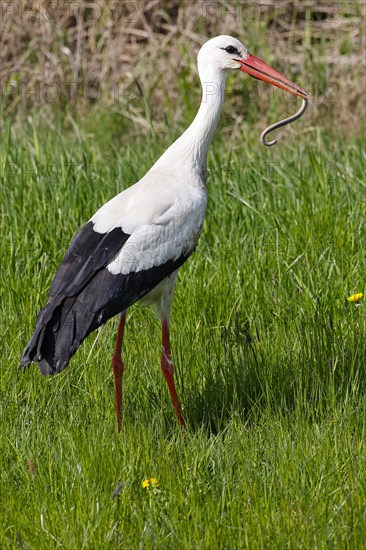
xmin=50 ymin=221 xmax=130 ymax=296
xmin=20 ymin=219 xmax=191 ymax=375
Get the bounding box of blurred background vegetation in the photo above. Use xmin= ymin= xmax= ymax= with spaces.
xmin=1 ymin=0 xmax=365 ymax=141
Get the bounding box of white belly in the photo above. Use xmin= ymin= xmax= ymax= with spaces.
xmin=140 ymin=270 xmax=178 ymax=321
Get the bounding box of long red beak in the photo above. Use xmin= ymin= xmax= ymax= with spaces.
xmin=237 ymin=53 xmax=308 ymax=99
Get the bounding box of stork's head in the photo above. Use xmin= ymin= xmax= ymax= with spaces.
xmin=198 ymin=35 xmax=308 ymax=99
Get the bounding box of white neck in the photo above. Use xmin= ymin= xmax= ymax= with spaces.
xmin=154 ymin=65 xmax=228 ymax=174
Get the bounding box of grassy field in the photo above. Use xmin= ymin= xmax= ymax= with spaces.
xmin=1 ymin=110 xmax=365 ymax=549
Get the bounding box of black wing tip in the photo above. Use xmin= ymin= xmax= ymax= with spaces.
xmin=39 ymin=359 xmax=59 ymax=376
xmin=18 ymin=351 xmax=32 ymax=371
xmin=18 ymin=356 xmax=60 ymax=376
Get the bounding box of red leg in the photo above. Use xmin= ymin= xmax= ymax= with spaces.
xmin=112 ymin=311 xmax=126 ymax=433
xmin=161 ymin=319 xmax=185 ymax=428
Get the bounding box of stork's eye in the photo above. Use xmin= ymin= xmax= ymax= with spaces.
xmin=222 ymin=45 xmax=240 ymax=55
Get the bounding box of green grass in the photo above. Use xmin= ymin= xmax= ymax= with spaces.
xmin=1 ymin=117 xmax=365 ymax=549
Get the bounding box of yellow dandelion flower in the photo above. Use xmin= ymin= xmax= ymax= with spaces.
xmin=141 ymin=477 xmax=159 ymax=489
xmin=347 ymin=293 xmax=363 ymax=303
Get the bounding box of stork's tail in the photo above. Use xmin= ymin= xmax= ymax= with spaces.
xmin=19 ymin=295 xmax=99 ymax=375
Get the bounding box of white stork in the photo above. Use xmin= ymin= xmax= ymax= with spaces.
xmin=20 ymin=35 xmax=308 ymax=431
